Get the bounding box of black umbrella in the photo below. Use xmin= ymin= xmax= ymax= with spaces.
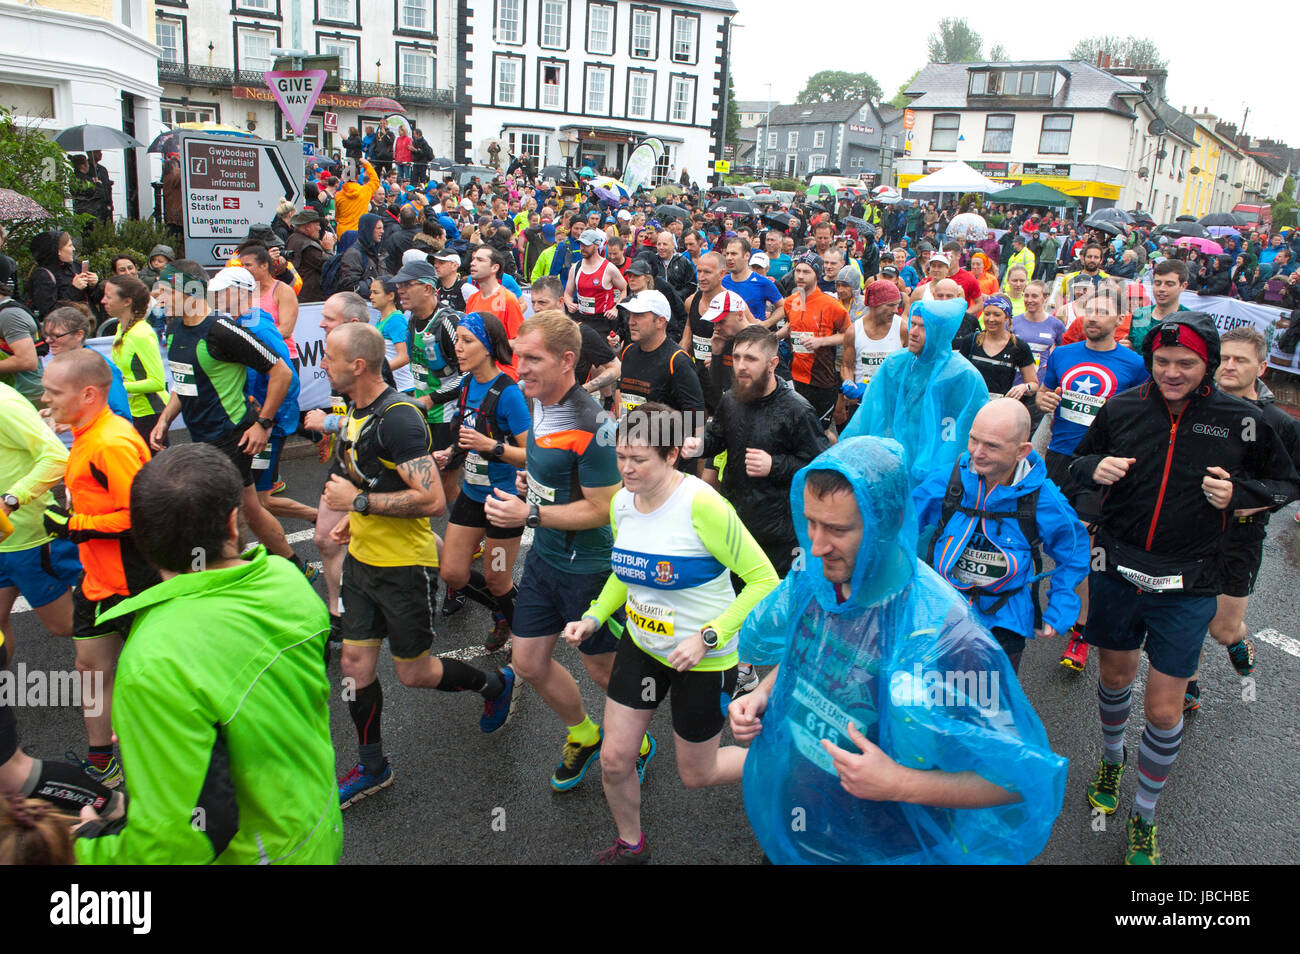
xmin=654 ymin=204 xmax=691 ymax=223
xmin=1128 ymin=209 xmax=1156 ymax=226
xmin=751 ymin=194 xmax=781 ymax=206
xmin=1081 ymin=217 xmax=1123 ymax=237
xmin=709 ymin=197 xmax=758 ymax=216
xmin=1199 ymin=212 xmax=1242 ymax=227
xmin=538 ymin=163 xmax=568 ymax=180
xmin=1155 ymin=220 xmax=1211 ymax=239
xmin=430 ymin=156 xmax=455 ymax=170
xmin=803 ymin=202 xmax=829 ymax=215
xmin=843 ymin=217 xmax=877 ymax=239
xmin=55 ymin=123 xmax=144 ymax=152
xmin=1174 ymin=214 xmax=1199 ymax=222
xmin=761 ymin=211 xmax=794 ymax=229
xmin=1087 ymin=207 xmax=1134 ymax=226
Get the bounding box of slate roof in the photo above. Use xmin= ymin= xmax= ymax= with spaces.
xmin=903 ymin=60 xmax=1144 ymax=116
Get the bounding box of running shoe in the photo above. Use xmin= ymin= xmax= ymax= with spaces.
xmin=317 ymin=433 xmax=336 ymax=464
xmin=551 ymin=731 xmax=602 ymax=791
xmin=1227 ymin=637 xmax=1256 ymax=677
xmin=338 ymin=761 xmax=393 ymax=809
xmin=65 ymin=750 xmax=123 ymax=790
xmin=593 ymin=836 xmax=650 ymax=865
xmin=328 ymin=614 xmax=344 ymax=643
xmin=270 ymin=478 xmax=287 ymax=496
xmin=485 ymin=615 xmax=511 ymax=654
xmin=733 ymin=665 xmax=759 ymax=697
xmin=302 ymin=562 xmax=320 ymax=585
xmin=1059 ymin=630 xmax=1089 ymax=672
xmin=1086 ymin=749 xmax=1126 ymax=815
xmin=1183 ymin=680 xmax=1200 ymax=713
xmin=472 ymin=542 xmax=485 ymax=562
xmin=637 ymin=734 xmax=658 ymax=784
xmin=441 ymin=585 xmax=467 ymax=617
xmin=480 ymin=666 xmax=518 ymax=733
xmin=1125 ymin=814 xmax=1161 ymax=865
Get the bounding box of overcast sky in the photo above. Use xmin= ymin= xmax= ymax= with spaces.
xmin=731 ymin=1 xmax=1294 ymax=147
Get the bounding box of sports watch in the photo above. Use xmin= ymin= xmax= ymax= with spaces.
xmin=491 ymin=441 xmax=506 ymax=461
xmin=352 ymin=492 xmax=370 ymax=515
xmin=256 ymin=416 xmax=274 ymax=430
xmin=2 ymin=494 xmax=18 ymax=511
xmin=526 ymin=502 xmax=542 ymax=529
xmin=700 ymin=626 xmax=719 ymax=649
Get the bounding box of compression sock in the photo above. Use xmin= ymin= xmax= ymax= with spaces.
xmin=86 ymin=744 xmax=114 ymax=771
xmin=461 ymin=569 xmax=497 ymax=611
xmin=567 ymin=715 xmax=600 ymax=747
xmin=1133 ymin=717 xmax=1184 ymax=823
xmin=1098 ymin=680 xmax=1132 ymax=763
xmin=434 ymin=657 xmax=490 ymax=694
xmin=493 ymin=586 xmax=518 ymax=628
xmin=21 ymin=758 xmax=116 ymax=814
xmin=348 ymin=679 xmax=385 ymax=773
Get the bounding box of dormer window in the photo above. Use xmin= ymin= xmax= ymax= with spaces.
xmin=970 ymin=68 xmax=1058 ymax=98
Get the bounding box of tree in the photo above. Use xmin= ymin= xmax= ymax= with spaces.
xmin=1068 ymin=35 xmax=1168 ymax=69
xmin=989 ymin=43 xmax=1009 ymax=61
xmin=796 ymin=70 xmax=883 ymax=105
xmin=0 ymin=105 xmax=83 ymax=254
xmin=888 ymin=68 xmax=922 ymax=109
xmin=927 ymin=18 xmax=984 ymax=63
xmin=1272 ymin=176 xmax=1297 ymax=229
xmin=725 ymin=75 xmax=740 ymax=148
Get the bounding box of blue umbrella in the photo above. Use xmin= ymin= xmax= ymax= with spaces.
xmin=578 ymin=165 xmax=596 ymax=178
xmin=591 ymin=185 xmax=622 ymax=208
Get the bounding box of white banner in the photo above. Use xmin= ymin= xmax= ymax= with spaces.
xmin=1178 ymin=292 xmax=1296 ymax=373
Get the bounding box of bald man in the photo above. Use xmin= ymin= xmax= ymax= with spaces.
xmin=915 ymin=398 xmax=1090 ymax=672
xmin=40 ymin=350 xmax=157 ymax=787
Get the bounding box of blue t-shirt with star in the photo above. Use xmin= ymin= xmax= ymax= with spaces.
xmin=1040 ymin=341 xmax=1148 ymax=455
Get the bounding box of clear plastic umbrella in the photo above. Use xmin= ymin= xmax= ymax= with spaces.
xmin=946 ymin=212 xmax=988 ymax=242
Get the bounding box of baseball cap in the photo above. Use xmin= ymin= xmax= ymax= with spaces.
xmin=626 ymin=257 xmax=656 ymax=277
xmin=431 ymin=249 xmax=462 ymax=265
xmin=208 ymin=265 xmax=256 ymax=294
xmin=157 ymin=260 xmax=208 ymax=298
xmin=402 ymin=249 xmax=430 ymax=267
xmin=865 ymin=279 xmax=901 ymax=306
xmin=617 ymin=209 xmax=632 ymax=221
xmin=579 ymin=228 xmax=604 ymax=246
xmin=702 ymin=289 xmax=748 ymax=323
xmin=623 ymin=290 xmax=671 ymax=319
xmin=541 ymin=222 xmax=556 ymax=243
xmin=929 ymin=252 xmax=951 ymax=266
xmin=750 ymin=251 xmax=771 ymax=270
xmin=881 ymin=264 xmax=899 ymax=277
xmin=392 ymin=259 xmax=439 ymax=284
xmin=460 ymin=198 xmax=475 ymax=211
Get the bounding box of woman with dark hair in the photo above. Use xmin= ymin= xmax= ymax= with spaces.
xmin=104 ymin=275 xmax=168 ymax=444
xmin=27 ymin=230 xmax=100 ymax=319
xmin=342 ymin=126 xmax=364 ymax=161
xmin=432 ymin=312 xmax=530 ymax=654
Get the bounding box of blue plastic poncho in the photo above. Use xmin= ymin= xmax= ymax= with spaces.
xmin=739 ymin=437 xmax=1067 ymax=864
xmin=840 ymin=298 xmax=989 ymax=488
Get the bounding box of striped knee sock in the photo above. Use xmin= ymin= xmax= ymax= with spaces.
xmin=1097 ymin=680 xmax=1131 ymax=763
xmin=1133 ymin=718 xmax=1183 ymax=823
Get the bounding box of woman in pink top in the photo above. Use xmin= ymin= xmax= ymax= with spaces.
xmin=395 ymin=129 xmax=413 ymax=180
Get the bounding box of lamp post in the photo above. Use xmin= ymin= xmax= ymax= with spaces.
xmin=558 ymin=129 xmax=577 ymax=181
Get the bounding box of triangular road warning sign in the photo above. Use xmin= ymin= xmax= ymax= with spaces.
xmin=264 ymin=70 xmax=328 ymax=137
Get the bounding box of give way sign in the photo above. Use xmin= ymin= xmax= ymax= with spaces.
xmin=264 ymin=70 xmax=327 ymax=137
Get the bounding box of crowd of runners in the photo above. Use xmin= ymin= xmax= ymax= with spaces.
xmin=2 ymin=160 xmax=1299 ymax=866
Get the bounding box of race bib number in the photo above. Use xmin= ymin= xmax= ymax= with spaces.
xmin=464 ymin=452 xmax=491 ymax=486
xmin=526 ymin=473 xmax=556 ymax=506
xmin=1116 ymin=565 xmax=1183 ymax=592
xmin=577 ymin=292 xmax=596 ymax=315
xmin=169 ymin=360 xmax=197 ymax=397
xmin=692 ymin=334 xmax=712 ymax=360
xmin=620 ymin=392 xmax=647 ymax=414
xmin=330 ymin=394 xmax=347 ymax=417
xmin=627 ymin=592 xmax=675 ymax=653
xmin=1059 ymin=388 xmax=1104 ymax=427
xmin=788 ymin=678 xmax=855 ymax=776
xmin=791 ymin=330 xmax=815 ymax=354
xmin=860 ymin=351 xmax=889 ymax=380
xmin=411 ymin=362 xmax=429 ymax=389
xmin=952 ymin=533 xmax=1009 ymax=586
xmin=250 ymin=446 xmax=272 ymax=471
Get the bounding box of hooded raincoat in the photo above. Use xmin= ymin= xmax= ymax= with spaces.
xmin=840 ymin=298 xmax=989 ymax=487
xmin=739 ymin=437 xmax=1067 ymax=864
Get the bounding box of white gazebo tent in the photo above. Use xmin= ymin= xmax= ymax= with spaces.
xmin=905 ymin=160 xmax=1004 ymax=194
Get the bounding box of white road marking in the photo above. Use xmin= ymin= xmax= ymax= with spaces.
xmin=1253 ymin=628 xmax=1300 ymax=659
xmin=436 ymin=646 xmax=490 ymax=662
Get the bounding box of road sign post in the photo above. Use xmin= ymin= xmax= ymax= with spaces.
xmin=179 ymin=132 xmax=304 ymax=268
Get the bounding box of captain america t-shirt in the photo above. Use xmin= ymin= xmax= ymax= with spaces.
xmin=1040 ymin=341 xmax=1148 ymax=455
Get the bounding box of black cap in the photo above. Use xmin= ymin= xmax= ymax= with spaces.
xmin=626 ymin=257 xmax=655 ymax=276
xmin=391 ymin=259 xmax=439 ymax=284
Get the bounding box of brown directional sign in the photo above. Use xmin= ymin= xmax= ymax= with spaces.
xmin=186 ymin=141 xmax=261 ymax=192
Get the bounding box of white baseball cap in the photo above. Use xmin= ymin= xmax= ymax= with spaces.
xmin=402 ymin=248 xmax=430 ymax=266
xmin=579 ymin=228 xmax=605 ymax=246
xmin=623 ymin=289 xmax=671 ymax=319
xmin=702 ymin=289 xmax=749 ymax=323
xmin=750 ymin=251 xmax=771 ymax=270
xmin=208 ymin=266 xmax=256 ymax=293
xmin=929 ymin=252 xmax=951 ymax=266
xmin=616 ymin=209 xmax=632 ymax=221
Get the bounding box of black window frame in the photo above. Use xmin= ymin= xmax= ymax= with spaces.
xmin=624 ymin=67 xmax=657 ymax=121
xmin=492 ymin=51 xmax=526 ymax=108
xmin=313 ymin=0 xmax=360 ymax=28
xmin=536 ymin=57 xmax=568 ymax=113
xmin=930 ymin=112 xmax=959 ymax=152
xmin=394 ymin=40 xmax=437 ymax=90
xmin=393 ymin=0 xmax=437 ymax=38
xmin=536 ymin=0 xmax=570 ymax=51
xmin=584 ymin=1 xmax=617 ymax=57
xmin=628 ymin=5 xmax=658 ymax=60
xmin=669 ymin=12 xmax=699 ymax=66
xmin=1038 ymin=114 xmax=1073 ymax=155
xmin=667 ymin=72 xmax=696 ymax=126
xmin=314 ymin=32 xmax=360 ymax=84
xmin=230 ymin=0 xmax=282 ymax=20
xmin=492 ymin=0 xmax=527 ymax=47
xmin=155 ymin=12 xmax=189 ymax=66
xmin=982 ymin=113 xmax=1015 ymax=154
xmin=232 ymin=22 xmax=283 ymax=76
xmin=581 ymin=62 xmax=613 ymax=117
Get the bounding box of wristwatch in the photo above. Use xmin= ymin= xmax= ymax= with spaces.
xmin=256 ymin=416 xmax=274 ymax=430
xmin=1 ymin=493 xmax=18 ymax=511
xmin=700 ymin=626 xmax=719 ymax=650
xmin=352 ymin=492 xmax=370 ymax=515
xmin=526 ymin=502 xmax=542 ymax=529
xmin=492 ymin=441 xmax=506 ymax=461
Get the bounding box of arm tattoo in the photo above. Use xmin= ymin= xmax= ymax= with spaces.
xmin=368 ymin=456 xmax=443 ymax=517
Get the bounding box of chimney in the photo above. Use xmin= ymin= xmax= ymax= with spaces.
xmin=1104 ymin=54 xmax=1112 ymax=69
xmin=1096 ymin=51 xmax=1103 ymax=67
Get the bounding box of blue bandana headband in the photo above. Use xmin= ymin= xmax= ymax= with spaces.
xmin=460 ymin=311 xmax=492 ymax=352
xmin=983 ymin=294 xmax=1012 ymax=316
